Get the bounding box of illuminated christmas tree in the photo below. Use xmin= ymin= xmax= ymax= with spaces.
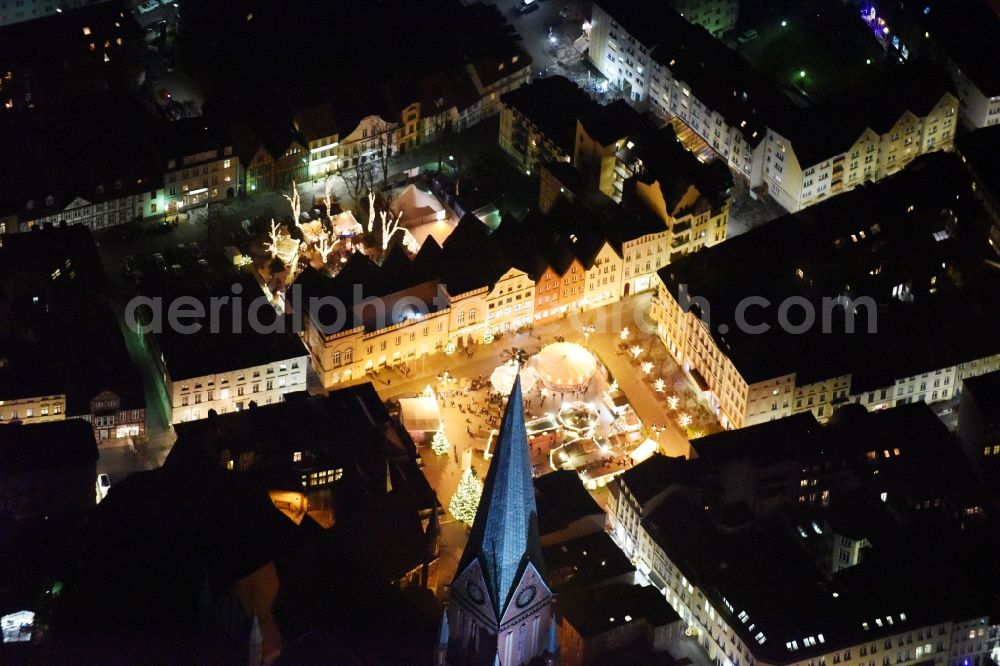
xmin=450 ymin=466 xmax=483 ymax=526
xmin=432 ymin=425 xmax=449 ymax=456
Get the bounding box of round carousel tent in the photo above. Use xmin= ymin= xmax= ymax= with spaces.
xmin=531 ymin=342 xmax=598 ymax=393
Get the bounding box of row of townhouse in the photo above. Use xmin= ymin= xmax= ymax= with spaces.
xmin=501 ymin=75 xmax=732 ymax=280
xmin=163 ymin=358 xmax=310 ymax=426
xmin=297 ymin=174 xmax=719 ymax=389
xmin=648 ymin=152 xmax=1000 ymax=430
xmin=294 ymin=53 xmax=531 ymax=182
xmin=588 ymin=0 xmax=959 ymax=213
xmin=605 ymin=411 xmax=1000 ymax=666
xmin=1 ymin=36 xmax=530 ymax=236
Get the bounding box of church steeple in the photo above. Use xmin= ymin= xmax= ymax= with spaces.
xmin=457 ymin=375 xmax=544 ymax=616
xmin=448 ymin=376 xmax=553 ymax=666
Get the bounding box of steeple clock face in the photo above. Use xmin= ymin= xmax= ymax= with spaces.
xmin=515 ymin=585 xmax=537 ymax=609
xmin=466 ymin=581 xmax=485 ymax=604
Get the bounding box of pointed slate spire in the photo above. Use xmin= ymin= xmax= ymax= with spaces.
xmin=458 ymin=375 xmax=544 ymax=616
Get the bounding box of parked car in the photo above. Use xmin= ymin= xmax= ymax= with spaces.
xmin=137 ymin=0 xmax=159 ymax=14
xmin=737 ymin=29 xmax=759 ymax=44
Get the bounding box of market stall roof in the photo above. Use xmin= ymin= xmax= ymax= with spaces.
xmin=533 ymin=342 xmax=598 ymax=392
xmin=630 ymin=438 xmax=658 ymax=464
xmin=490 ymin=361 xmax=539 ymax=395
xmin=391 ymin=184 xmax=447 ymax=226
xmin=398 ymin=396 xmax=441 ymax=432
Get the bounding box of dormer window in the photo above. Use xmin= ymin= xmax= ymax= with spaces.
xmin=45 ymin=195 xmax=54 ymax=206
xmin=96 ymin=185 xmax=104 ymax=194
xmin=26 ymin=200 xmax=34 ymax=210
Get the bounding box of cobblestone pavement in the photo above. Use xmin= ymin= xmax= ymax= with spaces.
xmin=727 ymin=176 xmax=789 ymax=237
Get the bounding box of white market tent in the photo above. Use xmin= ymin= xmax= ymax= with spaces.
xmin=490 ymin=361 xmax=540 ymax=395
xmin=391 ymin=184 xmax=447 ymax=227
xmin=532 ymin=342 xmax=599 ymax=393
xmin=398 ymin=396 xmax=441 ymax=433
xmin=630 ymin=438 xmax=658 ymax=464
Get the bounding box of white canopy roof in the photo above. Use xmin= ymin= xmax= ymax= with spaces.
xmin=630 ymin=438 xmax=659 ymax=463
xmin=532 ymin=342 xmax=598 ymax=392
xmin=391 ymin=184 xmax=446 ymax=226
xmin=398 ymin=396 xmax=441 ymax=432
xmin=490 ymin=361 xmax=539 ymax=395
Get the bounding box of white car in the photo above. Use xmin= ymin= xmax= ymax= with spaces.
xmin=96 ymin=474 xmax=111 ymax=501
xmin=137 ymin=0 xmax=159 ymax=14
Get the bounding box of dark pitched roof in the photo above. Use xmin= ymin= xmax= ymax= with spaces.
xmin=440 ymin=214 xmax=512 ymax=294
xmin=656 ymin=152 xmax=1000 ymax=384
xmin=458 ymin=377 xmax=546 ymax=617
xmin=559 ymin=583 xmax=680 ymax=639
xmin=774 ymin=61 xmax=956 ymax=168
xmin=617 ymin=454 xmax=701 ymax=506
xmin=295 ymin=101 xmax=339 ymax=141
xmin=155 ymin=275 xmax=308 ymax=382
xmin=962 ymin=370 xmax=1000 ymax=423
xmin=541 ymin=532 xmax=634 ymax=591
xmin=533 ymin=470 xmax=604 ymax=536
xmin=500 ymin=76 xmax=593 ymax=156
xmin=0 ymin=420 xmax=98 ymax=472
xmin=0 ymin=225 xmax=145 ymax=414
xmin=956 ymin=124 xmax=1000 ymax=204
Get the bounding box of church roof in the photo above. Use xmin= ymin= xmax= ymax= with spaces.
xmin=458 ymin=376 xmax=546 ymax=616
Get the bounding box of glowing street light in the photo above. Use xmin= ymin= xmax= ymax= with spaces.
xmin=582 ymin=324 xmax=596 ymax=342
xmin=799 ymin=70 xmax=806 ymax=78
xmin=629 ymin=345 xmax=642 ymax=359
xmin=781 ymin=19 xmax=787 ymax=27
xmin=620 ymin=327 xmax=631 ymax=341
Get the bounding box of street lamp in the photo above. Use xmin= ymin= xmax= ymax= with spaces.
xmin=582 ymin=324 xmax=596 ymax=343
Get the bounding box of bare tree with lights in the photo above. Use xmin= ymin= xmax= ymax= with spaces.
xmin=379 ymin=208 xmax=417 ymax=253
xmin=338 ymin=161 xmax=374 ymax=214
xmin=264 ymin=219 xmax=282 ymax=258
xmin=282 ymin=180 xmax=303 ymax=231
xmin=370 ymin=117 xmax=396 ymax=188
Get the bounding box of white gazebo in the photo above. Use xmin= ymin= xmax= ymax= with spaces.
xmin=489 ymin=361 xmax=540 ymax=395
xmin=532 ymin=342 xmax=599 ymax=393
